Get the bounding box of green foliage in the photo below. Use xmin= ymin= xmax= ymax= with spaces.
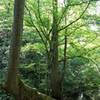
xmin=0 ymin=90 xmax=15 ymax=100
xmin=70 ymin=57 xmax=89 ymax=66
xmin=0 ymin=0 xmax=100 ymax=99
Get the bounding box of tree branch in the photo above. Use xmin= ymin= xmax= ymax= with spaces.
xmin=58 ymin=1 xmax=90 ymax=32
xmin=25 ymin=5 xmax=49 ymax=53
xmin=57 ymin=1 xmax=91 ymax=26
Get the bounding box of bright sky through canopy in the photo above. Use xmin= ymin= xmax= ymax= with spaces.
xmin=58 ymin=0 xmax=100 ymax=15
xmin=96 ymin=1 xmax=100 ymax=16
xmin=58 ymin=0 xmax=64 ymax=6
xmin=89 ymin=1 xmax=100 ymax=31
xmin=58 ymin=0 xmax=100 ymax=31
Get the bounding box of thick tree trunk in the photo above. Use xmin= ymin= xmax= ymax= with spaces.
xmin=49 ymin=0 xmax=62 ymax=100
xmin=5 ymin=0 xmax=25 ymax=95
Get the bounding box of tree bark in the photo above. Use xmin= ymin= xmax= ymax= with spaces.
xmin=5 ymin=0 xmax=25 ymax=95
xmin=49 ymin=0 xmax=62 ymax=100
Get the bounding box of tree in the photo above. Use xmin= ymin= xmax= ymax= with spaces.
xmin=24 ymin=0 xmax=92 ymax=100
xmin=1 ymin=0 xmax=55 ymax=100
xmin=5 ymin=0 xmax=25 ymax=95
xmin=49 ymin=0 xmax=62 ymax=99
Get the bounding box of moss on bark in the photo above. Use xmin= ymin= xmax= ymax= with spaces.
xmin=2 ymin=77 xmax=55 ymax=100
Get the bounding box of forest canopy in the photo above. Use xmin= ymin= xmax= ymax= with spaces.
xmin=0 ymin=0 xmax=100 ymax=100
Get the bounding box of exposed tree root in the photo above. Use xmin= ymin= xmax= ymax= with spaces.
xmin=16 ymin=78 xmax=55 ymax=100
xmin=1 ymin=78 xmax=55 ymax=100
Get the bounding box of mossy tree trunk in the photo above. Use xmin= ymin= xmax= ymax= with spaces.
xmin=49 ymin=0 xmax=63 ymax=100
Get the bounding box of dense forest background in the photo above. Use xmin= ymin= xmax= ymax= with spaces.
xmin=0 ymin=0 xmax=100 ymax=100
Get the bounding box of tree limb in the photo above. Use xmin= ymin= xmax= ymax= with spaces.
xmin=25 ymin=5 xmax=49 ymax=53
xmin=58 ymin=1 xmax=90 ymax=32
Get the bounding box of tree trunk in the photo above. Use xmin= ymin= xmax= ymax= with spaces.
xmin=5 ymin=0 xmax=25 ymax=95
xmin=49 ymin=0 xmax=62 ymax=99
